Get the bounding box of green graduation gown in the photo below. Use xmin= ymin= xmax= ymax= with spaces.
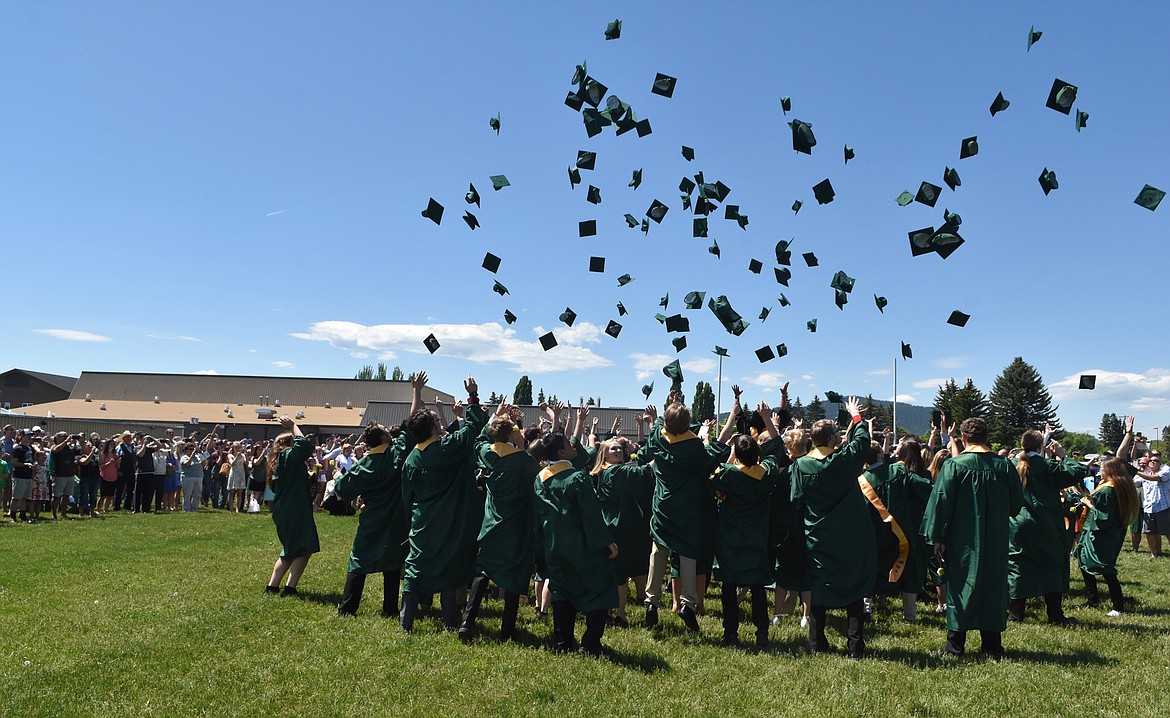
xmin=474 ymin=441 xmax=540 ymax=596
xmin=1077 ymin=464 xmax=1137 ymax=576
xmin=535 ymin=461 xmax=618 ymax=612
xmin=401 ymin=404 xmax=488 ymax=595
xmin=1008 ymin=454 xmax=1087 ymax=598
xmin=714 ymin=460 xmax=777 ymax=586
xmin=643 ymin=419 xmax=730 ymax=559
xmin=270 ymin=436 xmax=320 ymax=559
xmin=790 ymin=422 xmax=874 ymax=607
xmin=333 ymin=437 xmax=409 ymax=575
xmin=881 ymin=462 xmax=934 ymax=593
xmin=922 ymin=450 xmax=1024 ymax=632
xmin=593 ymin=462 xmax=655 ymax=582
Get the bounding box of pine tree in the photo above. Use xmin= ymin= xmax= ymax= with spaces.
xmin=1098 ymin=413 xmax=1124 ymax=449
xmin=536 ymin=388 xmax=546 ymax=405
xmin=487 ymin=391 xmax=500 ymax=405
xmin=391 ymin=366 xmax=405 ymax=381
xmin=933 ymin=379 xmax=959 ymax=417
xmin=513 ymin=375 xmax=533 ymax=405
xmin=987 ymin=357 xmax=1061 ymax=447
xmin=951 ymin=378 xmax=988 ymax=424
xmin=690 ymin=382 xmax=716 ymax=422
xmin=806 ymin=395 xmax=826 ymax=422
xmin=789 ymin=397 xmax=804 ymax=421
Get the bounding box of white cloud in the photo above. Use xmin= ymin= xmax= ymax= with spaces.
xmin=34 ymin=329 xmax=111 ymax=342
xmin=682 ymin=358 xmax=717 ymax=374
xmin=743 ymin=372 xmax=787 ymax=388
xmin=193 ymin=369 xmax=218 ymax=375
xmin=146 ymin=334 xmax=201 ymax=342
xmin=630 ymin=353 xmax=670 ymax=381
xmin=271 ymin=361 xmax=295 ymax=369
xmin=864 ymin=368 xmax=892 ymax=377
xmin=934 ymin=356 xmax=971 ymax=370
xmin=248 ymin=349 xmax=258 ymax=353
xmin=801 ymin=374 xmax=813 ymax=381
xmin=294 ymin=320 xmax=612 ymax=374
xmin=912 ymin=377 xmax=953 ymax=390
xmin=893 ymin=394 xmax=919 ymax=403
xmin=1050 ymin=369 xmax=1170 ymax=416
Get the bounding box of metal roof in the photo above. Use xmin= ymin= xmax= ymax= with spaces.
xmin=2 ymin=369 xmax=78 ymax=393
xmin=15 ymin=398 xmax=370 ymax=430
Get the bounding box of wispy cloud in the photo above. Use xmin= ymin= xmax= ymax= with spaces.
xmin=630 ymin=353 xmax=670 ymax=381
xmin=1050 ymin=368 xmax=1170 ymax=416
xmin=934 ymin=356 xmax=970 ymax=370
xmin=801 ymin=374 xmax=813 ymax=381
xmin=683 ymin=358 xmax=718 ymax=374
xmin=893 ymin=393 xmax=919 ymax=403
xmin=865 ymin=368 xmax=892 ymax=377
xmin=193 ymin=369 xmax=219 ymax=375
xmin=294 ymin=320 xmax=612 ymax=374
xmin=146 ymin=334 xmax=201 ymax=342
xmin=743 ymin=372 xmax=787 ymax=388
xmin=912 ymin=377 xmax=953 ymax=390
xmin=34 ymin=329 xmax=111 ymax=342
xmin=271 ymin=361 xmax=295 ymax=369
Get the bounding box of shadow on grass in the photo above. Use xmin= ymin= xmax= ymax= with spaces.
xmin=874 ymin=644 xmax=1113 ymax=668
xmin=292 ymin=588 xmax=344 ymax=607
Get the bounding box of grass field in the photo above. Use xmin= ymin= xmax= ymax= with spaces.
xmin=3 ymin=510 xmax=1169 ymax=718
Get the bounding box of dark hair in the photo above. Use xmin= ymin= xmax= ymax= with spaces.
xmin=523 ymin=426 xmax=543 ymax=446
xmin=406 ymin=409 xmax=436 ymax=443
xmin=529 ymin=432 xmax=569 ymax=462
xmin=360 ymin=421 xmax=390 ymax=448
xmin=867 ymin=440 xmax=883 ymax=465
xmin=487 ymin=416 xmax=517 ymax=444
xmin=664 ymin=402 xmax=691 ymax=435
xmin=731 ymin=434 xmax=760 ymax=467
xmin=1017 ymin=429 xmax=1044 ymax=490
xmin=810 ymin=419 xmax=838 ymax=447
xmin=896 ymin=439 xmax=926 ymax=475
xmin=960 ymin=417 xmax=989 ymax=445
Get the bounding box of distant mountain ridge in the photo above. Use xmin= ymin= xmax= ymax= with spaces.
xmin=720 ymin=398 xmax=935 ymax=436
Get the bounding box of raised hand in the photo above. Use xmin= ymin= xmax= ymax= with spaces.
xmin=411 ymin=371 xmax=428 ymax=390
xmin=451 ymin=401 xmax=465 ymax=419
xmin=464 ymin=376 xmax=478 ymax=395
xmin=845 ymin=396 xmax=862 ymax=419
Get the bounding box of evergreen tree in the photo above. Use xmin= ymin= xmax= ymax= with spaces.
xmin=987 ymin=357 xmax=1061 ymax=446
xmin=536 ymin=388 xmax=546 ymax=405
xmin=872 ymin=399 xmax=893 ymax=431
xmin=1098 ymin=413 xmax=1124 ymax=449
xmin=861 ymin=394 xmax=879 ymax=420
xmin=933 ymin=379 xmax=959 ymax=417
xmin=789 ymin=397 xmax=804 ymax=421
xmin=806 ymin=395 xmax=826 ymax=422
xmin=513 ymin=375 xmax=533 ymax=405
xmin=950 ymin=378 xmax=988 ymax=424
xmin=487 ymin=391 xmax=500 ymax=405
xmin=391 ymin=366 xmax=405 ymax=381
xmin=690 ymin=381 xmax=716 ymax=422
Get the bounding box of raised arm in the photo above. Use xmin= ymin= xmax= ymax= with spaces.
xmin=1118 ymin=415 xmax=1135 ymax=460
xmin=757 ymin=400 xmax=777 ymax=443
xmin=409 ymin=370 xmax=428 ymax=417
xmin=717 ymin=385 xmax=742 ymax=445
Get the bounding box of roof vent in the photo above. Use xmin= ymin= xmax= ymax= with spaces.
xmin=324 ymin=402 xmax=331 ymax=409
xmin=154 ymin=396 xmax=161 ymax=404
xmin=295 ymin=410 xmax=305 ymax=419
xmin=346 ymin=401 xmax=353 ymax=409
xmin=256 ymin=408 xmax=277 ymax=420
xmin=84 ymin=394 xmax=92 ymax=402
xmin=273 ymin=399 xmax=281 ymax=407
xmin=99 ymin=403 xmax=106 ymax=410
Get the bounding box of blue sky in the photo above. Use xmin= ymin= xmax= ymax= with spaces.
xmin=3 ymin=2 xmax=1168 ymax=434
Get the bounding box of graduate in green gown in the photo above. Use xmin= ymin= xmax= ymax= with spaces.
xmin=922 ymin=417 xmax=1024 ymax=658
xmin=458 ymin=404 xmax=540 ymax=641
xmin=790 ymin=396 xmax=873 ymax=659
xmin=265 ymin=416 xmax=318 ymax=596
xmin=399 ymin=376 xmax=487 ymax=632
xmin=881 ymin=438 xmax=934 ymax=621
xmin=1007 ymin=428 xmax=1087 ymax=625
xmin=531 ymin=432 xmax=618 ymax=655
xmin=764 ymin=385 xmax=811 ymax=627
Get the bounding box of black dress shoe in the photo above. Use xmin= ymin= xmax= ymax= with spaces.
xmin=644 ymin=604 xmax=659 ymax=628
xmin=678 ymin=604 xmax=700 ymax=633
xmin=264 ymin=585 xmax=280 ymax=594
xmin=279 ymin=586 xmax=298 ymax=597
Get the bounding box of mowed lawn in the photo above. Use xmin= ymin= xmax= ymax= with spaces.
xmin=3 ymin=511 xmax=1170 ymax=718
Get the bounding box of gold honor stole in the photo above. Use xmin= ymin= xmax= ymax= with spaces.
xmin=857 ymin=474 xmax=909 ymax=583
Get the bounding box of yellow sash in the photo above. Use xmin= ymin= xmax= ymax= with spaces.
xmin=857 ymin=474 xmax=908 ymax=583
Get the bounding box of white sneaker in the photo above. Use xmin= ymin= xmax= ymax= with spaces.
xmin=799 ymin=615 xmax=810 ymax=629
xmin=771 ymin=614 xmax=782 ymax=627
xmin=1106 ymin=610 xmax=1122 ymax=617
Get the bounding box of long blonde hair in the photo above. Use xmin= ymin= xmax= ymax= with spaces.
xmin=928 ymin=449 xmax=949 ymax=481
xmin=266 ymin=432 xmax=294 ymax=488
xmin=590 ymin=438 xmax=631 ymax=476
xmin=1097 ymin=458 xmax=1140 ymax=526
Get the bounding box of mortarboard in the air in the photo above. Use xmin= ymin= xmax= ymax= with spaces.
xmin=901 ymin=342 xmax=912 ymax=360
xmin=713 ymin=345 xmax=730 ymax=357
xmin=493 ymin=281 xmax=509 ymax=296
xmin=694 ymin=196 xmax=715 ymax=216
xmin=582 ymin=109 xmax=606 ymax=138
xmin=642 ymin=382 xmax=654 ymax=398
xmin=830 ymin=271 xmax=855 ymax=293
xmin=1046 ymin=79 xmax=1077 ymax=115
xmin=504 ymin=310 xmax=517 ymax=325
xmin=660 ymin=293 xmax=669 ymax=308
xmin=1027 ymin=25 xmax=1042 ymax=51
xmin=778 ymin=294 xmax=791 ymax=307
xmin=681 ymin=146 xmax=695 ymax=161
xmin=947 ymin=310 xmax=970 ymax=327
xmin=655 ymin=313 xmax=667 ymax=324
xmin=680 ymin=177 xmax=696 ymax=195
xmin=482 ymin=252 xmax=501 ymax=273
xmin=571 ymin=61 xmax=587 ymax=86
xmin=908 ymin=227 xmax=936 ymax=257
xmin=576 ymin=150 xmax=597 ymax=170
xmin=586 ymin=186 xmax=602 ymax=205
xmin=539 ymin=332 xmax=558 ymax=351
xmin=647 ymin=199 xmax=669 ymax=223
xmin=837 ymin=408 xmax=851 ymax=426
xmin=874 ymin=295 xmax=887 ymax=313
xmin=959 ymin=137 xmax=978 ymax=160
xmin=812 ymin=178 xmax=835 ymax=205
xmin=465 ymin=184 xmax=481 ymax=207
xmin=834 ymin=290 xmax=848 ymax=310
xmin=684 ymin=291 xmax=705 ymax=310
xmin=617 ymin=273 xmax=634 ymax=286
xmin=581 ymin=77 xmax=607 ymax=108
xmin=943 ymin=167 xmax=961 ymax=191
xmin=774 ymin=267 xmax=792 ymax=286
xmin=423 ymin=333 xmax=440 ymax=354
xmin=635 ymin=118 xmax=652 ymax=136
xmin=789 ymin=119 xmax=816 ymax=154
xmin=693 ymin=217 xmax=708 ymax=237
xmin=630 ymin=168 xmax=642 ymax=190
xmin=589 ymin=256 xmax=605 ymax=273
xmin=559 ymin=308 xmax=577 ymax=327
xmin=680 ymin=194 xmax=691 ymax=210
xmin=568 ymin=167 xmax=581 ymax=188
xmin=1076 ymin=110 xmax=1089 ymax=132
xmin=708 ymin=240 xmax=720 ymax=258
xmin=616 ymin=302 xmax=627 ymax=316
xmin=775 ymin=239 xmax=793 ymax=266
xmin=802 ymin=252 xmax=819 ymax=267
xmin=491 ymin=175 xmax=510 ymax=191
xmin=662 ymin=359 xmax=684 ymax=385
xmin=708 ymin=295 xmax=749 ymax=336
xmin=759 ymin=306 xmax=771 ymax=321
xmin=792 ymin=199 xmax=802 ymax=214
xmin=605 ymin=320 xmax=622 ymax=338
xmin=1038 ymin=168 xmax=1059 ymax=195
xmin=990 ymin=92 xmax=1010 ymax=117
xmin=929 ymin=218 xmax=964 ymax=259
xmin=1135 ymin=185 xmax=1166 ymax=211
xmin=844 ymin=145 xmax=855 ymax=164
xmin=896 ymin=190 xmax=915 ymax=206
xmin=565 ymin=91 xmax=584 ymax=112
xmin=724 ymin=204 xmax=740 ymax=220
xmin=825 ymin=391 xmax=843 ymax=404
xmin=1079 ymin=375 xmax=1096 ymax=390
xmin=463 ymin=211 xmax=480 ymax=230
xmin=422 ymin=198 xmax=443 ymax=225
xmin=604 ymin=18 xmax=621 ymax=40
xmin=807 ymin=319 xmax=817 ymax=332
xmin=780 ymin=96 xmax=792 ymax=114
xmin=776 ymin=343 xmax=788 ymax=358
xmin=579 ymin=220 xmax=597 ymax=237
xmin=748 ymin=258 xmax=763 ymax=274
xmin=665 ymin=314 xmax=690 ymax=333
xmin=915 ymin=182 xmax=942 ymax=207
xmin=490 ymin=113 xmax=500 ymax=135
xmin=755 ymin=345 xmax=775 ymax=363
xmin=651 ymin=73 xmax=676 ymax=98
xmin=641 ymin=218 xmax=650 ymax=234
xmin=672 ymin=336 xmax=687 ymax=352
xmin=624 ymin=213 xmax=638 ymax=228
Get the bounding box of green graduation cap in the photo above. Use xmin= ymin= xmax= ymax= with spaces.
xmin=423 ymin=333 xmax=440 ymax=354
xmin=748 ymin=258 xmax=763 ymax=274
xmin=587 ymin=185 xmax=602 ymax=205
xmin=672 ymin=336 xmax=687 ymax=352
xmin=943 ymin=167 xmax=961 ymax=191
xmin=1027 ymin=25 xmax=1042 ymax=51
xmin=482 ymin=252 xmax=501 ymax=273
xmin=812 ymin=178 xmax=835 ymax=205
xmin=662 ymin=359 xmax=684 ymax=385
xmin=929 ymin=227 xmax=964 ymax=260
xmin=834 ymin=289 xmax=848 ymax=310
xmin=617 ymin=302 xmax=628 ymax=316
xmin=617 ymin=273 xmax=634 ymax=286
xmin=684 ymin=291 xmax=705 ymax=310
xmin=807 ymin=319 xmax=817 ymax=332
xmin=1038 ymin=167 xmax=1059 ymax=196
xmin=624 ymin=213 xmax=638 ymax=228
xmin=571 ymin=60 xmax=587 ymax=86
xmin=490 ymin=175 xmax=510 ymax=191
xmin=579 ymin=219 xmax=597 ymax=237
xmin=874 ymin=295 xmax=887 ymax=313
xmin=713 ymin=346 xmax=729 ymax=357
xmin=792 ymin=199 xmax=802 ymax=214
xmin=605 ymin=320 xmax=622 ymax=338
xmin=778 ymin=294 xmax=791 ymax=307
xmin=630 ymin=168 xmax=642 ymax=190
xmin=1079 ymin=375 xmax=1096 ymax=390
xmin=581 ymin=77 xmax=607 ymax=108
xmin=990 ymin=91 xmax=1010 ymax=117
xmin=915 ymin=181 xmax=942 ymax=207
xmin=802 ymin=252 xmax=818 ymax=267
xmin=604 ymin=19 xmax=621 ymax=40
xmin=565 ymin=90 xmax=584 ymax=112
xmin=576 ymin=150 xmax=597 ymax=170
xmin=959 ymin=136 xmax=978 ymax=160
xmin=465 ymin=183 xmax=481 ymax=207
xmin=759 ymin=306 xmax=771 ymax=321
xmin=463 ymin=211 xmax=479 ymax=230
xmin=539 ymin=332 xmax=558 ymax=351
xmin=647 ymin=199 xmax=669 ymax=223
xmin=901 ymin=342 xmax=912 ymax=360
xmin=896 ymin=190 xmax=915 ymax=206
xmin=642 ymin=382 xmax=654 ymax=399
xmin=708 ymin=295 xmax=749 ymax=336
xmin=774 ymin=267 xmax=791 ymax=286
xmin=947 ymin=310 xmax=970 ymax=327
xmin=641 ymin=218 xmax=650 ymax=235
xmin=755 ymin=345 xmax=775 ymax=363
xmin=775 ymin=239 xmax=793 ymax=266
xmin=679 ymin=177 xmax=696 ymax=195
xmin=908 ymin=227 xmax=936 ymax=257
xmin=844 ymin=145 xmax=855 ymax=164
xmin=681 ymin=146 xmax=695 ymax=161
xmin=568 ymin=167 xmax=581 ymax=188
xmin=635 ymin=118 xmax=652 ymax=137
xmin=789 ymin=119 xmax=816 ymax=154
xmin=503 ymin=310 xmax=517 ymax=325
xmin=654 ymin=313 xmax=667 ymax=324
xmin=559 ymin=307 xmax=577 ymax=327
xmin=493 ymin=280 xmax=509 ymax=296
xmin=708 ymin=240 xmax=720 ymax=258
xmin=780 ymin=96 xmax=792 ymax=114
xmin=665 ymin=314 xmax=690 ymax=333
xmin=830 ymin=271 xmax=855 ymax=293
xmin=589 ymin=256 xmax=605 ymax=273
xmin=659 ymin=293 xmax=669 ymax=308
xmin=651 ymin=73 xmax=676 ymax=98
xmin=1135 ymin=184 xmax=1166 ymax=211
xmin=489 ymin=113 xmax=500 ymax=135
xmin=601 ymin=96 xmax=627 ymax=123
xmin=824 ymin=391 xmax=844 ymax=404
xmin=693 ymin=217 xmax=708 ymax=238
xmin=776 ymin=343 xmax=788 ymax=358
xmin=583 ymin=111 xmax=606 ymax=138
xmin=1075 ymin=110 xmax=1089 ymax=132
xmin=1046 ymin=79 xmax=1077 ymax=115
xmin=421 ymin=198 xmax=443 ymax=225
xmin=681 ymin=194 xmax=691 ymax=211
xmin=714 ymin=181 xmax=731 ymax=202
xmin=942 ymin=209 xmax=962 ymax=228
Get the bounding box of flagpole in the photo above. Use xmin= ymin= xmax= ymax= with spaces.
xmin=716 ymin=354 xmax=723 ymax=423
xmin=892 ymin=355 xmax=898 ymax=437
